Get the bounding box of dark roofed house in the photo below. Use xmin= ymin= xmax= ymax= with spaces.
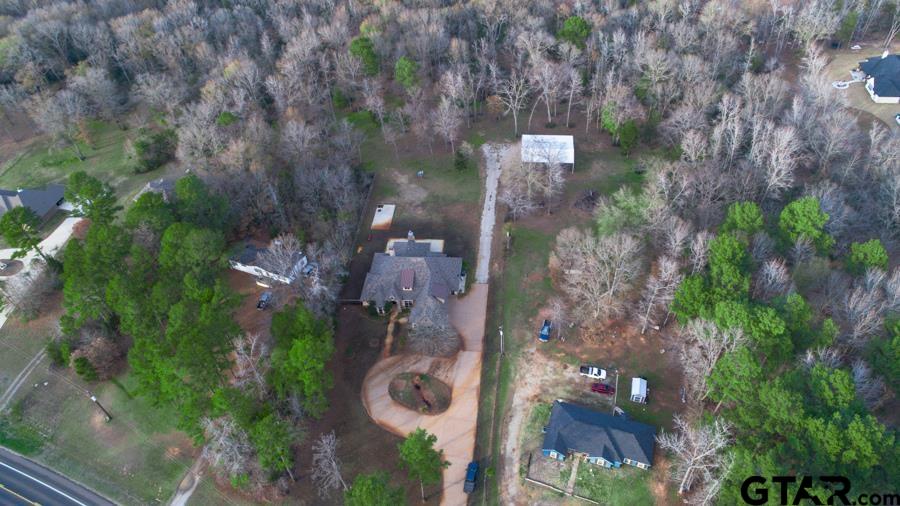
xmin=0 ymin=184 xmax=65 ymax=220
xmin=542 ymin=401 xmax=656 ymax=470
xmin=859 ymin=53 xmax=900 ymax=104
xmin=229 ymin=240 xmax=308 ymax=287
xmin=360 ymin=232 xmax=466 ymax=327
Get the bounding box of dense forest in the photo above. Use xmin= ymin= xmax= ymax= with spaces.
xmin=1 ymin=0 xmax=899 ymax=503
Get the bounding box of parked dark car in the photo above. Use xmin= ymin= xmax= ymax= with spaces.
xmin=538 ymin=319 xmax=551 ymax=342
xmin=591 ymin=383 xmax=615 ymax=395
xmin=256 ymin=291 xmax=273 ymax=310
xmin=464 ymin=461 xmax=478 ymax=493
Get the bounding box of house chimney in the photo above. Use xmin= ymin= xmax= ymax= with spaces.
xmin=882 ymin=50 xmax=889 ymax=59
xmin=407 ymin=230 xmax=415 ymax=241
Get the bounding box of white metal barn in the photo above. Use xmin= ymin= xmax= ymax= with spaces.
xmin=520 ymin=135 xmax=575 ymax=166
xmin=630 ymin=377 xmax=648 ymax=404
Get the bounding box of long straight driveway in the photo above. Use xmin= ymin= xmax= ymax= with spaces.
xmin=361 ymin=145 xmax=503 ymax=505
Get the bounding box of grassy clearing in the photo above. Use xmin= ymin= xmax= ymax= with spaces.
xmin=12 ymin=370 xmax=200 ymax=505
xmin=0 ymin=316 xmax=201 ymax=505
xmin=0 ymin=120 xmax=176 ymax=204
xmin=573 ymin=463 xmax=654 ymax=505
xmin=523 ymin=402 xmax=552 ymax=443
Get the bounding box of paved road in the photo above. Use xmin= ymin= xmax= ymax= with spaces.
xmin=0 ymin=448 xmax=115 ymax=506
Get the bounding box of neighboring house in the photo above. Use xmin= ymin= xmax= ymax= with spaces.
xmin=360 ymin=231 xmax=465 ymax=329
xmin=858 ymin=52 xmax=900 ymax=104
xmin=133 ymin=178 xmax=176 ymax=202
xmin=542 ymin=400 xmax=656 ymax=470
xmin=229 ymin=241 xmax=308 ymax=287
xmin=0 ymin=184 xmax=65 ymax=221
xmin=521 ymin=134 xmax=575 ymax=167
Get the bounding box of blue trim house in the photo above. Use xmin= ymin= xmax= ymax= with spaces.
xmin=541 ymin=401 xmax=656 ymax=470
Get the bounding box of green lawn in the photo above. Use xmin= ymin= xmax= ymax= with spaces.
xmin=573 ymin=463 xmax=654 ymax=505
xmin=0 ymin=318 xmax=201 ymax=505
xmin=0 ymin=120 xmax=175 ymax=204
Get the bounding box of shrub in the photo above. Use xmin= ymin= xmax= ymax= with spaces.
xmin=216 ymin=111 xmax=239 ymax=126
xmin=349 ymin=37 xmax=379 ymax=76
xmin=126 ymin=128 xmax=176 ymax=174
xmin=73 ymin=356 xmax=99 ymax=381
xmin=394 ymin=56 xmax=419 ymax=90
xmin=847 ymin=239 xmax=888 ymax=274
xmin=558 ymin=15 xmax=591 ymax=48
xmin=722 ymin=202 xmax=764 ymax=236
xmin=778 ymin=197 xmax=833 ymax=253
xmin=46 ymin=340 xmax=71 ymax=367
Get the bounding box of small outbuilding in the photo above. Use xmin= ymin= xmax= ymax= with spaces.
xmin=521 ymin=134 xmax=575 ymax=167
xmin=371 ymin=204 xmax=396 ymax=231
xmin=630 ymin=378 xmax=648 ymax=404
xmin=858 ymin=52 xmax=900 ymax=104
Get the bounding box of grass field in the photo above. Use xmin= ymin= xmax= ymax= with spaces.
xmin=573 ymin=463 xmax=654 ymax=505
xmin=0 ymin=120 xmax=179 ymax=204
xmin=0 ymin=310 xmax=232 ymax=505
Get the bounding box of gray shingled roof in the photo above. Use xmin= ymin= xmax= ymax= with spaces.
xmin=542 ymin=401 xmax=656 ymax=465
xmin=360 ymin=246 xmax=462 ymax=327
xmin=0 ymin=184 xmax=65 ymax=218
xmin=860 ymin=54 xmax=900 ymax=98
xmin=392 ymin=239 xmax=435 ymax=257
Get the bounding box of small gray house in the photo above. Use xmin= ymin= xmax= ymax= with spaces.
xmin=542 ymin=401 xmax=656 ymax=470
xmin=0 ymin=184 xmax=65 ymax=221
xmin=360 ymin=232 xmax=465 ymax=329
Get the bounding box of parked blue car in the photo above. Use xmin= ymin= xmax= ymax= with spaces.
xmin=464 ymin=461 xmax=478 ymax=493
xmin=538 ymin=319 xmax=552 ymax=342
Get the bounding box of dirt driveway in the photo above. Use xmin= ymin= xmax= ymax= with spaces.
xmin=361 ymin=285 xmax=487 ymax=506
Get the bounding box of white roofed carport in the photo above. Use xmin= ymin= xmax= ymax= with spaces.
xmin=521 ymin=134 xmax=575 ymax=166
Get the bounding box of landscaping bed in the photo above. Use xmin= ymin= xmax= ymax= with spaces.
xmin=388 ymin=372 xmax=451 ymax=414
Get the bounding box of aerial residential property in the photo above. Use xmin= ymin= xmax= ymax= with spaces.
xmin=0 ymin=1 xmax=897 ymax=506
xmin=858 ymin=52 xmax=900 ymax=103
xmin=542 ymin=401 xmax=656 ymax=470
xmin=0 ymin=184 xmax=65 ymax=220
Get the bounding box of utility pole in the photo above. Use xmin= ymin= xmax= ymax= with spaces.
xmin=612 ymin=370 xmax=619 ymax=414
xmin=89 ymin=393 xmax=112 ymax=422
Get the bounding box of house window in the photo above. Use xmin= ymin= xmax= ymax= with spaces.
xmin=402 ymin=300 xmax=413 ymax=308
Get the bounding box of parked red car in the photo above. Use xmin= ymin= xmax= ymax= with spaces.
xmin=591 ymin=383 xmax=615 ymax=395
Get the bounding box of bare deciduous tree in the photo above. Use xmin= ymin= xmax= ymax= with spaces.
xmin=201 ymin=416 xmax=256 ymax=482
xmin=680 ymin=319 xmax=745 ymax=401
xmin=553 ymin=228 xmax=643 ymax=320
xmin=636 ymin=256 xmax=683 ymax=334
xmin=852 ymin=359 xmax=888 ymax=411
xmin=310 ymin=431 xmax=347 ymax=498
xmin=257 ymin=234 xmax=304 ymax=283
xmin=492 ymin=68 xmax=531 ymax=136
xmin=657 ymin=415 xmax=732 ymax=497
xmin=753 ymin=258 xmax=792 ymax=301
xmin=232 ymin=333 xmax=270 ymax=398
xmin=431 ymin=95 xmax=462 ymax=153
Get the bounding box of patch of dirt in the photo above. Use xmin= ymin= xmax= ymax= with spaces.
xmin=388 ymin=372 xmax=452 ymax=415
xmin=0 ymin=260 xmax=24 ymax=276
xmin=390 ymin=170 xmax=428 ymax=209
xmin=500 ymin=345 xmax=556 ymax=503
xmin=286 ymin=305 xmax=440 ymax=505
